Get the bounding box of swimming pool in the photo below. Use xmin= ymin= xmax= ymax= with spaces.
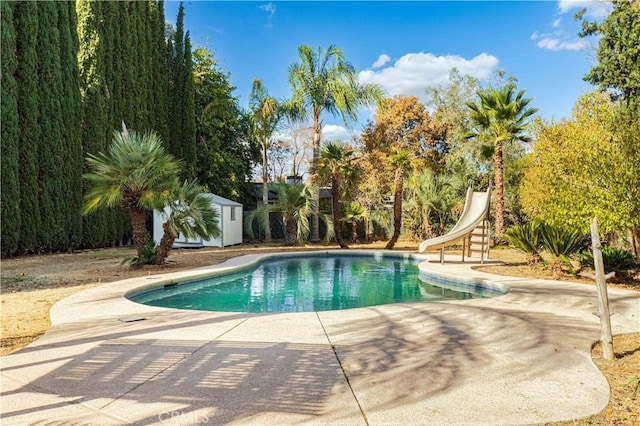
xmin=129 ymin=253 xmax=502 ymax=313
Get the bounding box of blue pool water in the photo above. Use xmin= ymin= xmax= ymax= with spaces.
xmin=130 ymin=254 xmax=499 ymax=313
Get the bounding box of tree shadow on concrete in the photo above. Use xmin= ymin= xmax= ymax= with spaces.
xmin=3 ymin=338 xmax=357 ymax=425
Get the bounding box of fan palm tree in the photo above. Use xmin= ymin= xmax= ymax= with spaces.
xmin=314 ymin=142 xmax=357 ymax=248
xmin=386 ymin=148 xmax=414 ymax=249
xmin=155 ymin=180 xmax=220 ymax=265
xmin=249 ymin=78 xmax=283 ymax=242
xmin=342 ymin=202 xmax=369 ymax=243
xmin=405 ymin=171 xmax=464 ymax=239
xmin=83 ymin=127 xmax=181 ymax=257
xmin=287 ymin=44 xmax=384 ymax=242
xmin=466 ymin=84 xmax=537 ymax=242
xmin=246 ymin=182 xmax=334 ymax=246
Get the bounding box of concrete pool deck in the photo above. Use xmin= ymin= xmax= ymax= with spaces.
xmin=1 ymin=251 xmax=639 ymax=425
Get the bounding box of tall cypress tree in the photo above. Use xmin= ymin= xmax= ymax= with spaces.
xmin=77 ymin=0 xmax=109 ymax=247
xmin=107 ymin=0 xmax=129 ymax=245
xmin=15 ymin=1 xmax=41 ymax=253
xmin=120 ymin=0 xmax=135 ymax=128
xmin=135 ymin=0 xmax=150 ymax=129
xmin=100 ymin=0 xmax=126 ymax=246
xmin=1 ymin=1 xmax=21 ymax=256
xmin=141 ymin=1 xmax=155 ymax=131
xmin=182 ymin=32 xmax=197 ymax=177
xmin=167 ymin=2 xmax=196 ymax=175
xmin=168 ymin=3 xmax=185 ymax=159
xmin=151 ymin=0 xmax=169 ymax=143
xmin=58 ymin=1 xmax=83 ymax=248
xmin=37 ymin=1 xmax=68 ymax=251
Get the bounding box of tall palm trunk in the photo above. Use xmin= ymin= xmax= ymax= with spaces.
xmin=262 ymin=141 xmax=271 ymax=242
xmin=364 ymin=217 xmax=370 ymax=243
xmin=351 ymin=221 xmax=358 ymax=243
xmin=129 ymin=206 xmax=148 ymax=254
xmin=156 ymin=222 xmax=176 ymax=265
xmin=423 ymin=220 xmax=434 ymax=240
xmin=310 ymin=111 xmax=321 ymax=242
xmin=284 ymin=215 xmax=298 ymax=246
xmin=386 ymin=168 xmax=404 ymax=249
xmin=331 ymin=174 xmax=348 ymax=248
xmin=630 ymin=226 xmax=640 ymax=259
xmin=493 ymin=140 xmax=505 ymax=243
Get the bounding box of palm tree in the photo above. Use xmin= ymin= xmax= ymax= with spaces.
xmin=314 ymin=142 xmax=357 ymax=248
xmin=83 ymin=127 xmax=181 ymax=257
xmin=246 ymin=182 xmax=334 ymax=246
xmin=342 ymin=202 xmax=368 ymax=243
xmin=155 ymin=180 xmax=220 ymax=265
xmin=466 ymin=84 xmax=537 ymax=242
xmin=287 ymin=44 xmax=384 ymax=242
xmin=249 ymin=78 xmax=282 ymax=242
xmin=405 ymin=171 xmax=464 ymax=239
xmin=386 ymin=148 xmax=414 ymax=249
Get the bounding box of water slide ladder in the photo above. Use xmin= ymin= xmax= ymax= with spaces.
xmin=418 ymin=185 xmax=492 ymax=264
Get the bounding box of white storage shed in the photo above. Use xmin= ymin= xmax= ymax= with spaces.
xmin=153 ymin=193 xmax=243 ymax=248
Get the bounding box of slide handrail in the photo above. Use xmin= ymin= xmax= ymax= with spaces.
xmin=418 ymin=184 xmax=492 ymax=254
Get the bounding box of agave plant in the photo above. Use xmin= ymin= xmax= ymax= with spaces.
xmin=540 ymin=223 xmax=586 ymax=276
xmin=503 ymin=222 xmax=542 ymax=266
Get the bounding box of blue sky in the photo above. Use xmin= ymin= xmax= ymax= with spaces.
xmin=165 ymin=1 xmax=610 ymax=141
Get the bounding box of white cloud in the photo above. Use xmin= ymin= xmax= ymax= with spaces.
xmin=322 ymin=124 xmax=358 ymax=143
xmin=206 ymin=26 xmax=224 ymax=35
xmin=259 ymin=3 xmax=276 ymax=28
xmin=535 ymin=37 xmax=589 ymax=51
xmin=371 ymin=54 xmax=391 ymax=69
xmin=531 ymin=29 xmax=591 ymax=51
xmin=558 ymin=0 xmax=613 ymax=18
xmin=260 ymin=3 xmax=276 ymax=14
xmin=533 ymin=1 xmax=611 ymax=52
xmin=358 ymin=52 xmax=499 ymax=102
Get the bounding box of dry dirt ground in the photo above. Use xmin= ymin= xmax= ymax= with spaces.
xmin=1 ymin=242 xmax=638 ymax=425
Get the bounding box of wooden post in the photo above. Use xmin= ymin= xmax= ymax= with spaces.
xmin=480 ymin=219 xmax=486 ymax=265
xmin=462 ymin=236 xmax=466 ymax=263
xmin=587 ymin=217 xmax=615 ymax=361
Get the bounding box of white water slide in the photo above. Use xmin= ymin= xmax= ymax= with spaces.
xmin=418 ymin=185 xmax=492 ymax=263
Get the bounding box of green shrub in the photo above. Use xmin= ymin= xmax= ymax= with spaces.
xmin=503 ymin=222 xmax=543 ymax=265
xmin=579 ymin=246 xmax=637 ymax=272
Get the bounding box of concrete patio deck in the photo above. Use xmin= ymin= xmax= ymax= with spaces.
xmin=1 ymin=251 xmax=639 ymax=425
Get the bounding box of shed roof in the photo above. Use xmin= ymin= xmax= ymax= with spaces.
xmin=202 ymin=193 xmax=243 ymax=207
